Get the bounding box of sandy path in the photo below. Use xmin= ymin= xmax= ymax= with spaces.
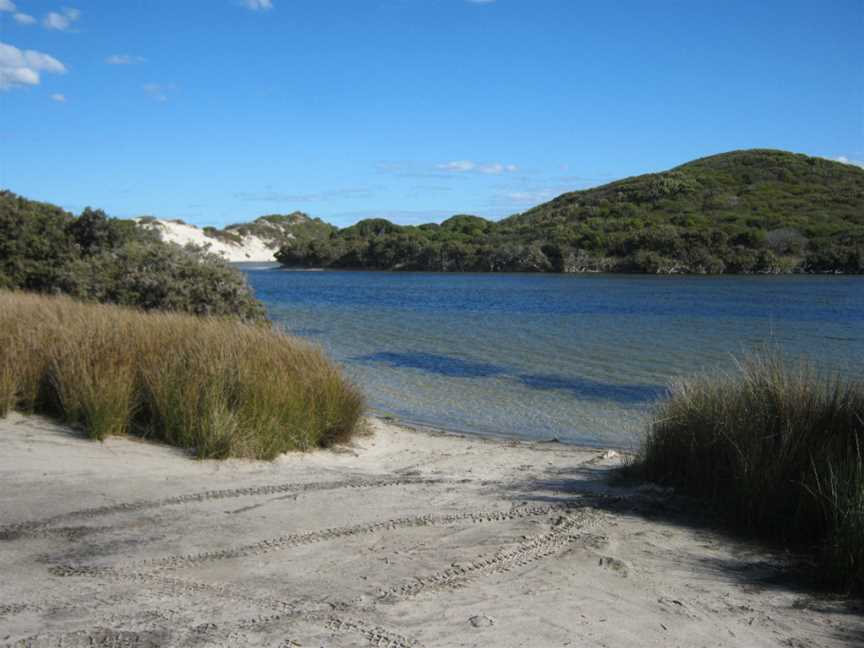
xmin=0 ymin=413 xmax=861 ymax=647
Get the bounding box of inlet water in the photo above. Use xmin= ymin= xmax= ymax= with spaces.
xmin=242 ymin=266 xmax=864 ymax=448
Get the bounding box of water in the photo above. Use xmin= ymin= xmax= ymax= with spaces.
xmin=241 ymin=265 xmax=864 ymax=448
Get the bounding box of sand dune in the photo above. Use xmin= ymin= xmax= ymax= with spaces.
xmin=136 ymin=219 xmax=279 ymax=262
xmin=0 ymin=413 xmax=860 ymax=647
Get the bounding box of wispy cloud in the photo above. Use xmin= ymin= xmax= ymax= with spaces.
xmin=834 ymin=156 xmax=864 ymax=169
xmin=1 ymin=2 xmax=35 ymax=24
xmin=375 ymin=161 xmax=456 ymax=180
xmin=0 ymin=41 xmax=67 ymax=90
xmin=488 ymin=176 xmax=604 ymax=210
xmin=436 ymin=160 xmax=519 ymax=175
xmin=491 ymin=189 xmax=560 ymax=206
xmin=377 ymin=160 xmax=521 ymax=179
xmin=234 ymin=187 xmax=376 ymax=202
xmin=143 ymin=82 xmax=174 ymax=102
xmin=50 ymin=92 xmax=66 ymax=102
xmin=106 ymin=54 xmax=146 ymax=65
xmin=466 ymin=0 xmax=496 ymax=4
xmin=241 ymin=0 xmax=273 ymax=10
xmin=43 ymin=7 xmax=80 ymax=31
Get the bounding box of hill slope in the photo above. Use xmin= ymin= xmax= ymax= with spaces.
xmin=276 ymin=150 xmax=864 ymax=274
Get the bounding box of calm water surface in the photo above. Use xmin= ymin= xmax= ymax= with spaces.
xmin=242 ymin=265 xmax=864 ymax=448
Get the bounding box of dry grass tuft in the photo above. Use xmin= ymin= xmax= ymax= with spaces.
xmin=0 ymin=290 xmax=364 ymax=459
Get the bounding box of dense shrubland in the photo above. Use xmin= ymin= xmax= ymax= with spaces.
xmin=633 ymin=354 xmax=864 ymax=593
xmin=275 ymin=150 xmax=864 ymax=274
xmin=0 ymin=191 xmax=265 ymax=319
xmin=225 ymin=211 xmax=336 ymax=244
xmin=0 ymin=292 xmax=364 ymax=459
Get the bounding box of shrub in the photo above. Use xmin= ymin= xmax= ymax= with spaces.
xmin=0 ymin=291 xmax=365 ymax=459
xmin=0 ymin=191 xmax=267 ymax=319
xmin=634 ymin=354 xmax=864 ymax=592
xmin=59 ymin=242 xmax=267 ymax=321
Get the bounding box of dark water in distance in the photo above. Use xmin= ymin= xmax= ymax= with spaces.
xmin=241 ymin=264 xmax=864 ymax=448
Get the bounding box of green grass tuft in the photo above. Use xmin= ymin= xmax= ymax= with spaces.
xmin=634 ymin=353 xmax=864 ymax=593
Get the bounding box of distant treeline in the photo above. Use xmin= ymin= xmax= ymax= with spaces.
xmin=0 ymin=191 xmax=265 ymax=320
xmin=276 ymin=150 xmax=864 ymax=274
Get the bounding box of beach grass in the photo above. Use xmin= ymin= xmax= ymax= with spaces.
xmin=634 ymin=353 xmax=864 ymax=593
xmin=0 ymin=290 xmax=365 ymax=459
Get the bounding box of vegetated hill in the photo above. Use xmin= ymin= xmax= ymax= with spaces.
xmin=0 ymin=191 xmax=265 ymax=319
xmin=137 ymin=212 xmax=334 ymax=262
xmin=276 ymin=150 xmax=864 ymax=274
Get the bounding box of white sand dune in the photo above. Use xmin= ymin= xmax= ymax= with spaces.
xmin=136 ymin=219 xmax=280 ymax=262
xmin=0 ymin=413 xmax=860 ymax=647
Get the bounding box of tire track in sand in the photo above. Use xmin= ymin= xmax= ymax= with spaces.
xmin=119 ymin=505 xmax=566 ymax=573
xmin=0 ymin=476 xmax=445 ymax=540
xmin=379 ymin=508 xmax=601 ymax=600
xmin=47 ymin=566 xmax=422 ymax=648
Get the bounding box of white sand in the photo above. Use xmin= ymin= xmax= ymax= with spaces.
xmin=1 ymin=413 xmax=861 ymax=647
xmin=137 ymin=219 xmax=279 ymax=262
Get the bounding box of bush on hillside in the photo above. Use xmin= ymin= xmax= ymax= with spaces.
xmin=275 ymin=150 xmax=864 ymax=274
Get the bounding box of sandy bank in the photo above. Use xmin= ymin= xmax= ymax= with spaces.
xmin=0 ymin=413 xmax=861 ymax=647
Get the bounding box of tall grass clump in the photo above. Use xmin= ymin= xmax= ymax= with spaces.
xmin=0 ymin=290 xmax=364 ymax=459
xmin=637 ymin=353 xmax=864 ymax=593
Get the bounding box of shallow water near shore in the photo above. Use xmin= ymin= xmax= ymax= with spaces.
xmin=241 ymin=265 xmax=864 ymax=448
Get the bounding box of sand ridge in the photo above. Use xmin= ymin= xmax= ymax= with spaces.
xmin=0 ymin=413 xmax=861 ymax=647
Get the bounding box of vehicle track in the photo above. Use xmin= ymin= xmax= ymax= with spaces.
xmin=46 ymin=567 xmax=423 ymax=648
xmin=1 ymin=627 xmax=173 ymax=648
xmin=379 ymin=508 xmax=600 ymax=599
xmin=0 ymin=476 xmax=445 ymax=540
xmin=42 ymin=506 xmax=596 ymax=647
xmin=121 ymin=504 xmax=566 ymax=573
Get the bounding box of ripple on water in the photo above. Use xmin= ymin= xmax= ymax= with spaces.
xmin=244 ymin=270 xmax=864 ymax=448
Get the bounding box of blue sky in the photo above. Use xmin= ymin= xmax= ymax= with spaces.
xmin=1 ymin=0 xmax=862 ymax=228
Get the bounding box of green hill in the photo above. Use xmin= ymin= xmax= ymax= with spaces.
xmin=276 ymin=150 xmax=864 ymax=274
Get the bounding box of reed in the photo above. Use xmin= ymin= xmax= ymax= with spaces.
xmin=0 ymin=290 xmax=364 ymax=459
xmin=635 ymin=353 xmax=864 ymax=592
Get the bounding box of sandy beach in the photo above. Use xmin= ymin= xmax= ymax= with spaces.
xmin=1 ymin=412 xmax=861 ymax=647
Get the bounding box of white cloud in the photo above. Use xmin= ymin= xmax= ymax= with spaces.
xmin=437 ymin=160 xmax=477 ymax=172
xmin=43 ymin=7 xmax=80 ymax=31
xmin=497 ymin=189 xmax=558 ymax=205
xmin=242 ymin=0 xmax=273 ymax=10
xmin=14 ymin=12 xmax=35 ymax=24
xmin=481 ymin=163 xmax=519 ymax=174
xmin=0 ymin=0 xmax=16 ymax=12
xmin=143 ymin=82 xmax=173 ymax=102
xmin=436 ymin=160 xmax=519 ymax=175
xmin=0 ymin=41 xmax=67 ymax=90
xmin=834 ymin=156 xmax=864 ymax=169
xmin=466 ymin=0 xmax=496 ymax=4
xmin=50 ymin=92 xmax=66 ymax=102
xmin=106 ymin=54 xmax=146 ymax=65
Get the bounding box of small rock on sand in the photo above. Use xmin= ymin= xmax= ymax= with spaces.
xmin=469 ymin=615 xmax=495 ymax=628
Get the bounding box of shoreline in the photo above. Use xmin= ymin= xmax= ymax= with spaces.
xmin=368 ymin=412 xmax=640 ymax=452
xmin=2 ymin=412 xmax=861 ymax=647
